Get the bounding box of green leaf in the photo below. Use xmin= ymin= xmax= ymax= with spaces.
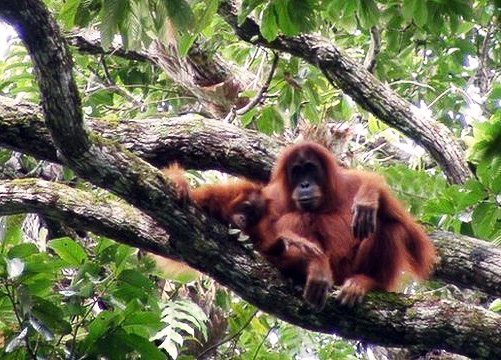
xmin=412 ymin=1 xmax=428 ymax=27
xmin=447 ymin=0 xmax=472 ymax=18
xmin=62 ymin=167 xmax=75 ymax=182
xmin=59 ymin=0 xmax=81 ymax=28
xmin=123 ymin=311 xmax=161 ymax=328
xmin=48 ymin=238 xmax=88 ymax=266
xmin=85 ymin=311 xmax=123 ymax=348
xmin=73 ymin=262 xmax=100 ymax=285
xmin=274 ymin=1 xmax=299 ymax=36
xmin=7 ymin=243 xmax=39 ymax=259
xmin=261 ymin=3 xmax=279 ymax=41
xmin=1 ymin=215 xmax=24 ymax=249
xmin=101 ymin=0 xmax=124 ymax=50
xmin=161 ymin=0 xmax=194 ymax=31
xmin=117 ymin=269 xmax=156 ymax=292
xmin=482 ymin=155 xmax=501 ymax=193
xmin=178 ymin=34 xmax=197 ymax=57
xmin=256 ymin=106 xmax=284 ymax=134
xmin=358 ymin=0 xmax=379 ymax=28
xmin=123 ymin=333 xmax=166 ymax=360
xmin=288 ymin=0 xmax=316 ymax=33
xmin=489 ymin=298 xmax=501 ymax=312
xmin=114 ymin=244 xmax=135 ymax=272
xmin=98 ymin=243 xmax=120 ymax=264
xmin=193 ymin=0 xmax=220 ymax=33
xmin=240 ymin=0 xmax=265 ymax=23
xmin=402 ymin=0 xmax=416 ymax=20
xmin=426 ymin=2 xmax=444 ymax=33
xmin=74 ymin=0 xmax=100 ymax=27
xmin=95 ymin=236 xmax=116 ymax=255
xmin=303 ymin=103 xmax=320 ymax=123
xmin=472 ymin=202 xmax=501 ymax=240
xmin=122 ymin=0 xmax=145 ymax=49
xmin=455 ymin=181 xmax=486 ymax=210
xmin=240 ymin=109 xmax=257 ymax=127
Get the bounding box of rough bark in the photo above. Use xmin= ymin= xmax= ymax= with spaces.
xmin=0 ymin=179 xmax=500 ymax=359
xmin=0 ymin=95 xmax=279 ymax=182
xmin=0 ymin=179 xmax=172 ymax=256
xmin=432 ymin=231 xmax=501 ymax=297
xmin=0 ymin=0 xmax=498 ymax=358
xmin=1 ymin=96 xmax=501 ymax=300
xmin=0 ymin=0 xmax=235 ymax=253
xmin=217 ymin=0 xmax=473 ymax=185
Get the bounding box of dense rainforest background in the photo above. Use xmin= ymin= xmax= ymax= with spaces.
xmin=0 ymin=0 xmax=500 ymax=358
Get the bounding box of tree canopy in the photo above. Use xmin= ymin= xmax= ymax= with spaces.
xmin=0 ymin=0 xmax=500 ymax=359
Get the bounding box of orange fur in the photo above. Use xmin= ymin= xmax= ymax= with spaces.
xmin=254 ymin=142 xmax=436 ymax=307
xmin=161 ymin=144 xmax=436 ymax=308
xmin=162 ymin=163 xmax=265 ymax=230
xmin=163 ymin=163 xmax=190 ymax=200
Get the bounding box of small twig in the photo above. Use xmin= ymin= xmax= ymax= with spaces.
xmin=223 ymin=107 xmax=236 ymax=123
xmin=97 ymin=56 xmax=144 ymax=108
xmin=196 ymin=308 xmax=259 ymax=359
xmin=251 ymin=323 xmax=277 ymax=360
xmin=388 ymin=80 xmax=436 ymax=92
xmin=363 ymin=26 xmax=381 ymax=73
xmin=427 ymin=88 xmax=453 ymax=109
xmin=235 ymin=52 xmax=279 ymax=116
xmin=99 ymin=55 xmax=113 ymax=83
xmin=24 ymin=160 xmax=46 ymax=178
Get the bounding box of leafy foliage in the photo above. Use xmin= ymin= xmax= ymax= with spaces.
xmin=0 ymin=43 xmax=37 ymax=102
xmin=0 ymin=227 xmax=210 ymax=359
xmin=0 ymin=0 xmax=500 ymax=357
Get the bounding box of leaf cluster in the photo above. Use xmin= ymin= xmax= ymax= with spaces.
xmin=0 ymin=222 xmax=210 ymax=359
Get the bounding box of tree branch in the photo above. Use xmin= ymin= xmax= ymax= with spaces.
xmin=1 ymin=96 xmax=501 ymax=299
xmin=0 ymin=178 xmax=173 ymax=256
xmin=0 ymin=1 xmax=499 ymax=357
xmin=0 ymin=96 xmax=279 ymax=182
xmin=68 ymin=29 xmax=255 ymax=117
xmin=0 ymin=0 xmax=229 ymax=276
xmin=0 ymin=178 xmax=500 ymax=358
xmin=431 ymin=231 xmax=501 ymax=297
xmin=217 ymin=0 xmax=472 ymax=185
xmin=234 ymin=52 xmax=279 ymax=116
xmin=363 ymin=26 xmax=381 ymax=73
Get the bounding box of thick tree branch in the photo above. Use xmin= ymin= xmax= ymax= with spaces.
xmin=0 ymin=179 xmax=500 ymax=358
xmin=1 ymin=96 xmax=501 ymax=299
xmin=0 ymin=96 xmax=278 ymax=182
xmin=217 ymin=0 xmax=473 ymax=185
xmin=0 ymin=179 xmax=173 ymax=255
xmin=0 ymin=1 xmax=499 ymax=357
xmin=431 ymin=231 xmax=501 ymax=297
xmin=0 ymin=0 xmax=239 ymax=264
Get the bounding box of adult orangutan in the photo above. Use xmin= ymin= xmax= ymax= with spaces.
xmin=253 ymin=142 xmax=436 ymax=308
xmin=163 ymin=142 xmax=436 ymax=309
